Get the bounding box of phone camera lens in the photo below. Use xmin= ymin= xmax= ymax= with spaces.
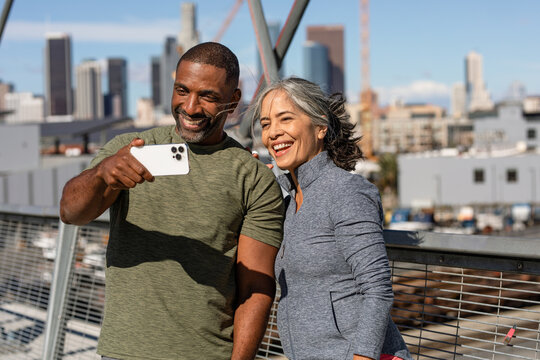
xmin=175 ymin=154 xmax=182 ymax=161
xmin=178 ymin=146 xmax=185 ymax=153
xmin=171 ymin=146 xmax=177 ymax=153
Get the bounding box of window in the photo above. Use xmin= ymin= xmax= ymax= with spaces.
xmin=527 ymin=128 xmax=536 ymax=140
xmin=507 ymin=169 xmax=518 ymax=183
xmin=474 ymin=169 xmax=484 ymax=183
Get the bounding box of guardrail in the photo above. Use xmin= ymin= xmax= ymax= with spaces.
xmin=0 ymin=210 xmax=539 ymax=359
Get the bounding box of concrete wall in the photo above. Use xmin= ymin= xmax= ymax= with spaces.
xmin=0 ymin=124 xmax=39 ymax=172
xmin=0 ymin=159 xmax=90 ymax=208
xmin=399 ymin=152 xmax=540 ymax=207
xmin=32 ymin=168 xmax=56 ymax=207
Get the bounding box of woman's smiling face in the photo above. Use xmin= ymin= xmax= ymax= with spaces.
xmin=260 ymin=90 xmax=327 ymax=173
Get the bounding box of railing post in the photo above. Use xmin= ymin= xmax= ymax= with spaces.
xmin=42 ymin=221 xmax=79 ymax=360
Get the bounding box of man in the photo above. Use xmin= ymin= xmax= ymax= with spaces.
xmin=60 ymin=42 xmax=284 ymax=360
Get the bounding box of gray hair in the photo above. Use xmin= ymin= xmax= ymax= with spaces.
xmin=252 ymin=77 xmax=363 ymax=171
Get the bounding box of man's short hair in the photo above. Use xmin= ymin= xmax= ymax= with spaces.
xmin=178 ymin=42 xmax=240 ymax=88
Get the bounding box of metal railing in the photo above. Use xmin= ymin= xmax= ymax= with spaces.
xmin=0 ymin=210 xmax=539 ymax=359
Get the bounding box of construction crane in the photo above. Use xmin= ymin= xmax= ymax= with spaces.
xmin=359 ymin=0 xmax=375 ymax=159
xmin=213 ymin=0 xmax=244 ymax=42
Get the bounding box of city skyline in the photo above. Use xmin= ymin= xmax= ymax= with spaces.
xmin=1 ymin=0 xmax=539 ymax=117
xmin=307 ymin=25 xmax=345 ymax=94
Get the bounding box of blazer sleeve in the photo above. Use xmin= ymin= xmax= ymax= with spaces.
xmin=331 ymin=176 xmax=394 ymax=359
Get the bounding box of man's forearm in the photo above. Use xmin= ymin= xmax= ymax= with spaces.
xmin=231 ymin=291 xmax=274 ymax=360
xmin=60 ymin=168 xmax=117 ymax=225
xmin=233 ymin=236 xmax=279 ymax=359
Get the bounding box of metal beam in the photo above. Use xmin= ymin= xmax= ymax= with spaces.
xmin=238 ymin=0 xmax=309 ymax=141
xmin=274 ymin=0 xmax=309 ymax=69
xmin=42 ymin=222 xmax=79 ymax=360
xmin=383 ymin=229 xmax=540 ymax=260
xmin=387 ymin=248 xmax=540 ymax=275
xmin=247 ymin=0 xmax=280 ymax=84
xmin=0 ymin=0 xmax=14 ymax=46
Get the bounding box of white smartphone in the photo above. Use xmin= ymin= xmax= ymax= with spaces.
xmin=130 ymin=143 xmax=190 ymax=176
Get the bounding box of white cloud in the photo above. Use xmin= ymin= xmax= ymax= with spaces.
xmin=4 ymin=19 xmax=179 ymax=43
xmin=375 ymin=80 xmax=450 ymax=106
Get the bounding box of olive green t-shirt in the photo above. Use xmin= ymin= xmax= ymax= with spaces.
xmin=91 ymin=126 xmax=284 ymax=360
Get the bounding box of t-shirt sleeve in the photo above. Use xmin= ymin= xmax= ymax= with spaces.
xmin=87 ymin=132 xmax=138 ymax=170
xmin=240 ymin=161 xmax=284 ymax=249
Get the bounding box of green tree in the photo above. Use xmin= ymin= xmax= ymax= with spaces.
xmin=377 ymin=153 xmax=398 ymax=195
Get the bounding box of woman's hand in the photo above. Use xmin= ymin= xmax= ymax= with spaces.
xmin=247 ymin=147 xmax=274 ymax=169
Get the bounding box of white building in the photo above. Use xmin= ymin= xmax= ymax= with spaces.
xmin=398 ymin=100 xmax=540 ymax=207
xmin=473 ymin=101 xmax=540 ymax=151
xmin=135 ymin=98 xmax=155 ymax=128
xmin=399 ymin=149 xmax=540 ymax=207
xmin=465 ymin=51 xmax=494 ymax=112
xmin=451 ymin=83 xmax=466 ymax=119
xmin=4 ymin=92 xmax=44 ymax=123
xmin=524 ymin=96 xmax=540 ymax=114
xmin=344 ymin=102 xmax=364 ymax=140
xmin=372 ymin=103 xmax=473 ymax=153
xmin=0 ymin=81 xmax=13 ymax=112
xmin=75 ymin=60 xmax=103 ymax=120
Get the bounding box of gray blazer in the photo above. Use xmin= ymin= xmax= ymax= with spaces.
xmin=274 ymin=152 xmax=411 ymax=360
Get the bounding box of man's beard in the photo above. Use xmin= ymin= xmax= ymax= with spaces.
xmin=173 ymin=107 xmax=227 ymax=144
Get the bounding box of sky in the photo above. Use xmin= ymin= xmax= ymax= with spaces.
xmin=1 ymin=0 xmax=539 ymax=117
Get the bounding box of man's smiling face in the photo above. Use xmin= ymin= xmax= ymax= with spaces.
xmin=171 ymin=60 xmax=240 ymax=145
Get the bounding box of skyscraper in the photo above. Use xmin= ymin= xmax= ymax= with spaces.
xmin=178 ymin=2 xmax=199 ymax=54
xmin=45 ymin=33 xmax=73 ymax=117
xmin=306 ymin=25 xmax=344 ymax=94
xmin=160 ymin=37 xmax=179 ymax=114
xmin=0 ymin=80 xmax=13 ymax=113
xmin=136 ymin=98 xmax=155 ymax=128
xmin=451 ymin=83 xmax=466 ymax=119
xmin=75 ymin=59 xmax=103 ymax=120
xmin=151 ymin=56 xmax=161 ymax=107
xmin=465 ymin=51 xmax=493 ymax=112
xmin=303 ymin=41 xmax=329 ymax=93
xmin=256 ymin=21 xmax=284 ymax=80
xmin=107 ymin=58 xmax=128 ymax=118
xmin=157 ymin=2 xmax=199 ymax=114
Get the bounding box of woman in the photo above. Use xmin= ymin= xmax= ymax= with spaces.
xmin=253 ymin=78 xmax=412 ymax=360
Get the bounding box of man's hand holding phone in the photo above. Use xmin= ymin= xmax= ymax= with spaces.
xmin=96 ymin=138 xmax=155 ymax=190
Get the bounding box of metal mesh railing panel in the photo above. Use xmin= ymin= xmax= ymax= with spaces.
xmin=390 ymin=262 xmax=540 ymax=360
xmin=1 ymin=214 xmax=540 ymax=359
xmin=57 ymin=223 xmax=108 ymax=360
xmin=256 ymin=287 xmax=285 ymax=359
xmin=0 ymin=215 xmax=56 ymax=359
